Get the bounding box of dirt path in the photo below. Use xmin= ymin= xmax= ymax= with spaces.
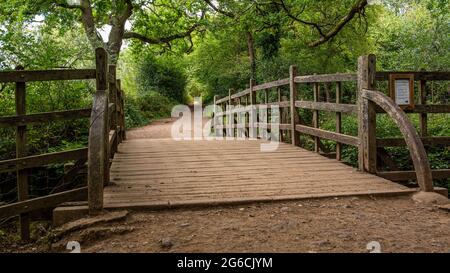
xmin=126 ymin=117 xmax=178 ymax=139
xmin=126 ymin=105 xmax=208 ymax=140
xmin=52 ymin=196 xmax=450 ymax=253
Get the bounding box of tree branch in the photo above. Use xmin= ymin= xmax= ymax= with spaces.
xmin=54 ymin=0 xmax=105 ymax=49
xmin=307 ymin=0 xmax=368 ymax=47
xmin=54 ymin=1 xmax=82 ymax=10
xmin=123 ymin=21 xmax=201 ymax=45
xmin=278 ymin=0 xmax=368 ymax=47
xmin=203 ymin=0 xmax=235 ymax=18
xmin=278 ymin=0 xmax=326 ymax=37
xmin=119 ymin=0 xmax=133 ymax=23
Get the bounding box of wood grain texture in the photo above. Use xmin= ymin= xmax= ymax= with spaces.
xmin=15 ymin=66 xmax=29 ymax=241
xmin=104 ymin=139 xmax=414 ymax=210
xmin=289 ymin=66 xmax=300 ymax=146
xmin=88 ymin=48 xmax=108 ymax=214
xmin=0 ymin=148 xmax=88 ymax=173
xmin=0 ymin=69 xmax=96 ymax=83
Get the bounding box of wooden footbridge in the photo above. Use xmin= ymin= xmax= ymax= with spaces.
xmin=1 ymin=48 xmax=449 ymax=240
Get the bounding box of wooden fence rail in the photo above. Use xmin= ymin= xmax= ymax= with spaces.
xmin=213 ymin=54 xmax=449 ymax=195
xmin=0 ymin=47 xmax=126 ymax=240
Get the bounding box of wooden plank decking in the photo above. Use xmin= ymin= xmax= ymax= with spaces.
xmin=103 ymin=138 xmax=416 ymax=210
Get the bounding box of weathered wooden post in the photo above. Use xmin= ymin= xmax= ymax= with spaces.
xmin=357 ymin=54 xmax=377 ymax=173
xmin=249 ymin=78 xmax=257 ymax=139
xmin=88 ymin=48 xmax=108 ymax=214
xmin=419 ymin=80 xmax=427 ymax=137
xmin=15 ymin=65 xmax=30 ymax=241
xmin=117 ymin=80 xmax=126 ymax=141
xmin=289 ymin=65 xmax=300 ymax=146
xmin=277 ymin=87 xmax=282 ymax=142
xmin=227 ymin=89 xmax=233 ymax=138
xmin=335 ymin=82 xmax=342 ymax=161
xmin=313 ymin=82 xmax=320 ymax=153
xmin=108 ymin=65 xmax=118 ymax=161
xmin=213 ymin=95 xmax=217 ymax=137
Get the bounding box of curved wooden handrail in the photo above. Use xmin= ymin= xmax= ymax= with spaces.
xmin=361 ymin=89 xmax=433 ymax=192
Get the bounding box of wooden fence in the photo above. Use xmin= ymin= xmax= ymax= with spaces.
xmin=214 ymin=54 xmax=450 ymax=193
xmin=0 ymin=48 xmax=125 ymax=241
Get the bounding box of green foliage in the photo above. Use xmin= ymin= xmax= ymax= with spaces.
xmin=124 ymin=91 xmax=178 ymax=128
xmin=137 ymin=56 xmax=187 ymax=101
xmin=119 ymin=48 xmax=186 ymax=128
xmin=374 ymin=0 xmax=450 ymax=71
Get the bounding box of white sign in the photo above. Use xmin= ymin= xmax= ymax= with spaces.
xmin=395 ymin=79 xmax=410 ymax=105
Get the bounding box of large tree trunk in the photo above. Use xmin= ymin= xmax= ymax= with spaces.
xmin=80 ymin=0 xmax=105 ymax=51
xmin=107 ymin=22 xmax=126 ymax=64
xmin=246 ymin=31 xmax=256 ymax=81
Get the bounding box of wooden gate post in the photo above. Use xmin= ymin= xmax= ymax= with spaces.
xmin=357 ymin=55 xmax=377 ymax=173
xmin=289 ymin=65 xmax=300 ymax=146
xmin=15 ymin=65 xmax=30 ymax=241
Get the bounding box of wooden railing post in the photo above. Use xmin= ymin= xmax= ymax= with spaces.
xmin=227 ymin=89 xmax=232 ymax=138
xmin=117 ymin=80 xmax=126 ymax=141
xmin=15 ymin=65 xmax=30 ymax=241
xmin=278 ymin=87 xmax=283 ymax=142
xmin=335 ymin=82 xmax=342 ymax=161
xmin=213 ymin=95 xmax=217 ymax=136
xmin=108 ymin=65 xmax=118 ymax=160
xmin=249 ymin=79 xmax=257 ymax=139
xmin=88 ymin=47 xmax=108 ymax=214
xmin=122 ymin=88 xmax=126 ymax=140
xmin=289 ymin=65 xmax=300 ymax=146
xmin=313 ymin=82 xmax=320 ymax=153
xmin=357 ymin=54 xmax=377 ymax=173
xmin=419 ymin=80 xmax=428 ymax=137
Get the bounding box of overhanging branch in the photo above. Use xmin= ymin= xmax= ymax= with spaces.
xmin=307 ymin=0 xmax=368 ymax=47
xmin=204 ymin=0 xmax=235 ymax=18
xmin=123 ymin=22 xmax=201 ymax=45
xmin=278 ymin=0 xmax=368 ymax=47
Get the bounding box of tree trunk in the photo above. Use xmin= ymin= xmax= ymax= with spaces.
xmin=246 ymin=31 xmax=256 ymax=81
xmin=107 ymin=21 xmax=126 ymax=65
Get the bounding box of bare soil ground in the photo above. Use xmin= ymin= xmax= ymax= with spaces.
xmin=126 ymin=117 xmax=178 ymax=139
xmin=58 ymin=196 xmax=450 ymax=253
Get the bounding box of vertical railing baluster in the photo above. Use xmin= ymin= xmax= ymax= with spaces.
xmin=336 ymin=82 xmax=342 ymax=161
xmin=289 ymin=65 xmax=299 ymax=146
xmin=15 ymin=65 xmax=30 ymax=241
xmin=313 ymin=82 xmax=320 ymax=153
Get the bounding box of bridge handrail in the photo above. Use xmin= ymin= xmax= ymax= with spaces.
xmin=0 ymin=47 xmax=126 ymax=240
xmin=213 ymin=55 xmax=449 ymax=193
xmin=361 ymin=88 xmax=433 ymax=191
